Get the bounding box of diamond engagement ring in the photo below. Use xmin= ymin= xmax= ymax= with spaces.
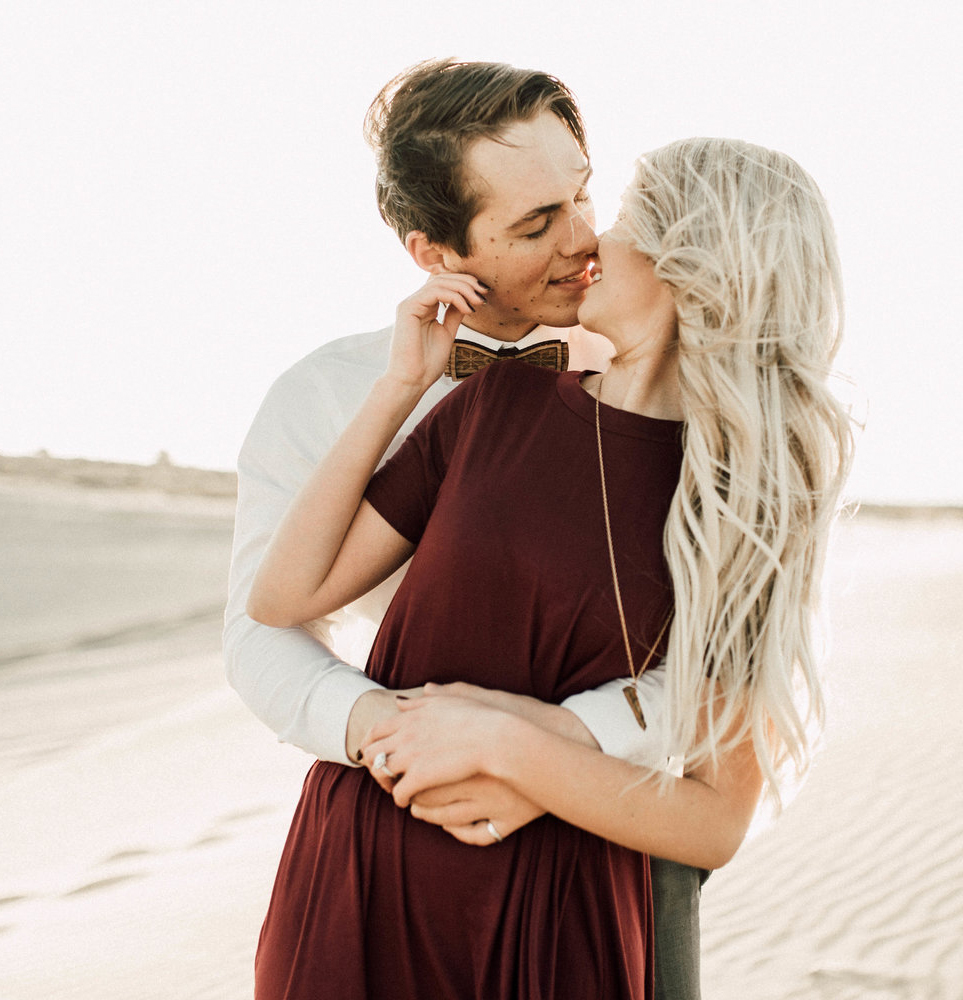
xmin=373 ymin=752 xmax=396 ymax=779
xmin=486 ymin=820 xmax=504 ymax=843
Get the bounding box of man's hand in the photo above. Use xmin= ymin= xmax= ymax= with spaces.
xmin=408 ymin=775 xmax=543 ymax=845
xmin=346 ymin=687 xmax=423 ymax=765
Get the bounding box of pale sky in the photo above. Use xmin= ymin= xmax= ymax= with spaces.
xmin=2 ymin=1 xmax=961 ymax=504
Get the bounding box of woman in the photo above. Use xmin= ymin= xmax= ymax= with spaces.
xmin=249 ymin=137 xmax=852 ymax=999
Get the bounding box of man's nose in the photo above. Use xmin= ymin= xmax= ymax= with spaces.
xmin=559 ymin=203 xmax=598 ymax=257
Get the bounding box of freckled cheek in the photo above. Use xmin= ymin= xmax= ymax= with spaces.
xmin=477 ymin=247 xmax=550 ymax=300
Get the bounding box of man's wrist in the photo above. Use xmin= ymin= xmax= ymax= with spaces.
xmin=345 ymin=689 xmax=398 ymax=763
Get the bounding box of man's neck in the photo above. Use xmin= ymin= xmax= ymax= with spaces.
xmin=455 ymin=322 xmax=566 ymax=350
xmin=458 ymin=317 xmax=539 ymax=344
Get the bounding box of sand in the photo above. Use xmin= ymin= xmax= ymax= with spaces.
xmin=1 ymin=479 xmax=961 ymax=1000
xmin=700 ymin=512 xmax=963 ymax=999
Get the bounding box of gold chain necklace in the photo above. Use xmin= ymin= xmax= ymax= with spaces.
xmin=594 ymin=376 xmax=672 ymax=730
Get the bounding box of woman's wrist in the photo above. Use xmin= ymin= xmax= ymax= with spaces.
xmin=373 ymin=371 xmax=434 ymax=409
xmin=482 ymin=709 xmax=537 ymax=785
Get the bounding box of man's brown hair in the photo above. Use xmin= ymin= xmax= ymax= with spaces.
xmin=364 ymin=59 xmax=588 ymax=257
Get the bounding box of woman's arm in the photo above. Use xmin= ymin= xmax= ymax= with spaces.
xmin=362 ymin=690 xmax=763 ymax=870
xmin=247 ymin=273 xmax=487 ymax=627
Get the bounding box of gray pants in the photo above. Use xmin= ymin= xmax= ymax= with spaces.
xmin=650 ymin=857 xmax=711 ymax=1000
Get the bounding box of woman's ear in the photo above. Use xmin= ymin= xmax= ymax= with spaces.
xmin=405 ymin=231 xmax=451 ymax=274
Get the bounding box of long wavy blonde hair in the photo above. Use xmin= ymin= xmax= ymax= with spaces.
xmin=620 ymin=138 xmax=853 ymax=804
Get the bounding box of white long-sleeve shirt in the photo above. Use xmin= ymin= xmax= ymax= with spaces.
xmin=224 ymin=322 xmax=668 ymax=766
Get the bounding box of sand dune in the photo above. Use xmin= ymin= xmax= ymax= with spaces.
xmin=1 ymin=478 xmax=961 ymax=999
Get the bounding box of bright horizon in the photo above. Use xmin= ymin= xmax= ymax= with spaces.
xmin=2 ymin=2 xmax=961 ymax=504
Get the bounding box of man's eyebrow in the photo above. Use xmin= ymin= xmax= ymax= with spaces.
xmin=506 ymin=167 xmax=593 ymax=231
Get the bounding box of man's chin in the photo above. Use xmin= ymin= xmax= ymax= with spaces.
xmin=536 ymin=305 xmax=583 ymax=330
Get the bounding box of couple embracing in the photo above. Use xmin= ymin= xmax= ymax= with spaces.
xmin=225 ymin=59 xmax=852 ymax=1000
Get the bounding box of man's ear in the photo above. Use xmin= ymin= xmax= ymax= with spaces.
xmin=405 ymin=231 xmax=452 ymax=274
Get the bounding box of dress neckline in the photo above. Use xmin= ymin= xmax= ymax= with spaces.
xmin=556 ymin=370 xmax=683 ymax=442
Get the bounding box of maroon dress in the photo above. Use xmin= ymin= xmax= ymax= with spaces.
xmin=255 ymin=362 xmax=683 ymax=1000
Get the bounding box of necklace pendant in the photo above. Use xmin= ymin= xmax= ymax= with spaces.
xmin=623 ymin=684 xmax=648 ymax=730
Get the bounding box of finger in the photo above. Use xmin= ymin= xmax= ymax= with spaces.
xmin=442 ymin=820 xmax=504 ymax=847
xmin=423 ymin=681 xmax=482 ymax=699
xmin=361 ymin=738 xmax=400 ymax=777
xmin=410 ymin=799 xmax=482 ymax=828
xmin=361 ymin=748 xmax=400 ymax=793
xmin=392 ymin=769 xmax=433 ymax=809
xmin=410 ymin=780 xmax=477 ymax=808
xmin=441 ymin=302 xmax=467 ymax=338
xmin=366 ymin=765 xmax=395 ymax=795
xmin=394 ymin=695 xmax=431 ymax=714
xmin=427 ymin=272 xmax=489 ymax=299
xmin=404 ymin=282 xmax=480 ymax=317
xmin=362 ymin=711 xmax=407 ymax=745
xmin=361 ymin=735 xmax=395 ymax=767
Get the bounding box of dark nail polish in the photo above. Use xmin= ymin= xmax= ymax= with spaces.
xmin=478 ymin=281 xmax=491 ymax=291
xmin=396 ymin=695 xmax=409 ymax=701
xmin=355 ymin=749 xmax=364 ymax=761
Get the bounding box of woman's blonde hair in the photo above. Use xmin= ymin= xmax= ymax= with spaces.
xmin=620 ymin=138 xmax=853 ymax=804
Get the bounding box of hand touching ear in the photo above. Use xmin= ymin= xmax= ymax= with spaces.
xmin=387 ymin=274 xmax=488 ymax=392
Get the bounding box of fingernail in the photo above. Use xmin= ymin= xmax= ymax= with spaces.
xmin=396 ymin=695 xmax=409 ymax=701
xmin=478 ymin=296 xmax=488 ymax=305
xmin=478 ymin=281 xmax=491 ymax=291
xmin=355 ymin=749 xmax=364 ymax=761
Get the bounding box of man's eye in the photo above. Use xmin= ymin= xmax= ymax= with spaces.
xmin=523 ymin=218 xmax=552 ymax=240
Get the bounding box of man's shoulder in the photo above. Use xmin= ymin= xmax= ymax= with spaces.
xmin=274 ymin=325 xmax=394 ymax=392
xmin=247 ymin=325 xmax=395 ymax=445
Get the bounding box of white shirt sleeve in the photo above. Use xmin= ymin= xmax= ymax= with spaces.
xmin=561 ymin=664 xmax=668 ymax=768
xmin=223 ymin=360 xmax=383 ymax=766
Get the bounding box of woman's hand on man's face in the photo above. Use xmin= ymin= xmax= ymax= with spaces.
xmin=386 ymin=273 xmax=488 ymax=393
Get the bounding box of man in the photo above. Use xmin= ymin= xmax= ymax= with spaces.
xmin=225 ymin=59 xmax=704 ymax=999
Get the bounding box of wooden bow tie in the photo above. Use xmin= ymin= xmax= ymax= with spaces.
xmin=444 ymin=339 xmax=569 ymax=381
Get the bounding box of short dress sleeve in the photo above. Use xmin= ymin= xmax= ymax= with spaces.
xmin=364 ymin=369 xmax=489 ymax=545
